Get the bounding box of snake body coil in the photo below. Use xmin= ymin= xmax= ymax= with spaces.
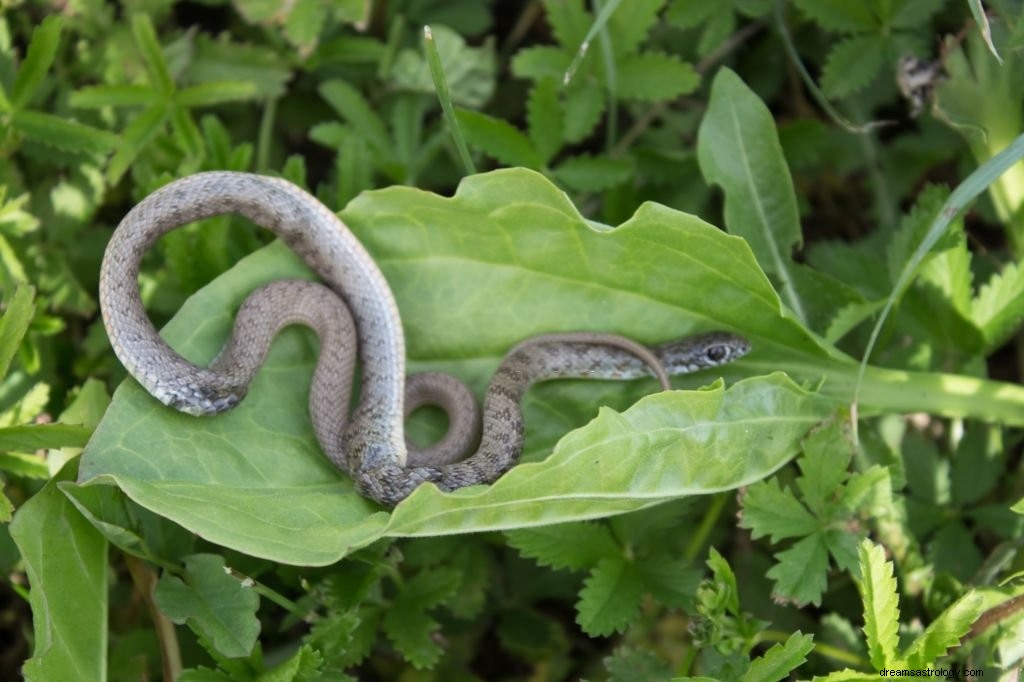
xmin=100 ymin=172 xmax=750 ymax=507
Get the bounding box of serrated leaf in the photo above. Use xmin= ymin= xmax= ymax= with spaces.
xmin=740 ymin=478 xmax=818 ymax=541
xmin=604 ymin=647 xmax=674 ymax=682
xmin=188 ymin=36 xmax=291 ymax=99
xmin=706 ymin=547 xmax=739 ymax=614
xmin=972 ymin=260 xmax=1024 ymax=350
xmin=106 ymin=102 xmax=168 ymax=184
xmin=635 ymin=555 xmax=701 ymax=608
xmin=796 ymin=419 xmax=853 ymax=516
xmin=890 ymin=0 xmax=945 ymax=29
xmin=505 ymin=522 xmax=618 ymax=570
xmin=257 ymin=643 xmax=324 ymax=681
xmin=820 ymin=34 xmax=888 ymax=98
xmin=154 ymin=554 xmax=260 ymax=659
xmin=132 ymin=14 xmax=174 ymax=95
xmin=767 ymin=533 xmax=829 ymax=606
xmin=11 ymin=16 xmax=62 ymax=109
xmin=511 ymin=46 xmax=573 ymax=82
xmin=390 ymin=24 xmax=495 ymax=108
xmin=11 ymin=110 xmax=118 ymax=153
xmin=175 ymin=81 xmax=261 ymax=107
xmin=383 ymin=568 xmax=459 ymax=668
xmin=170 ymin=105 xmax=202 ymax=160
xmin=902 ymin=591 xmax=984 ymax=668
xmin=318 ymin=79 xmax=392 ymax=160
xmin=543 ymin=0 xmax=590 ymax=50
xmin=71 ymin=84 xmax=155 ymax=108
xmin=552 ymin=153 xmax=633 ymax=191
xmin=856 ymin=540 xmax=900 ymax=669
xmin=741 ymin=631 xmax=814 ymax=682
xmin=824 ymin=299 xmax=885 ymax=345
xmin=790 ymin=0 xmax=879 ymax=32
xmin=455 ymin=108 xmax=543 ymax=168
xmin=666 ymin=0 xmax=718 ymax=29
xmin=527 ymin=77 xmax=563 ymax=165
xmin=608 ymin=0 xmax=667 ymax=57
xmin=0 ymin=284 xmax=34 ymax=379
xmin=697 ymin=68 xmax=807 ymax=324
xmin=615 ymin=51 xmax=699 ymax=101
xmin=10 ymin=459 xmax=107 ymax=682
xmin=563 ymin=84 xmax=605 ymax=142
xmin=576 ymin=556 xmax=644 ymax=636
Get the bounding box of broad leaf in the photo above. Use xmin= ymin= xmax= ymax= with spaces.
xmin=576 ymin=557 xmax=644 ymax=636
xmin=77 ymin=169 xmax=1024 ymax=566
xmin=154 ymin=553 xmax=260 ymax=659
xmin=10 ymin=459 xmax=108 ymax=682
xmin=697 ymin=68 xmax=807 ymax=324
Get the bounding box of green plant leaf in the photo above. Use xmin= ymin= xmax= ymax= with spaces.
xmin=856 ymin=539 xmax=900 ymax=669
xmin=174 ymin=81 xmax=261 ymax=107
xmin=10 ymin=16 xmax=62 ymax=109
xmin=77 ymin=168 xmax=1024 ymax=566
xmin=563 ymin=85 xmax=606 ymax=143
xmin=972 ymin=260 xmax=1024 ymax=350
xmin=11 ymin=110 xmax=118 ymax=153
xmin=154 ymin=553 xmax=260 ymax=659
xmin=615 ymin=51 xmax=699 ymax=101
xmin=576 ymin=556 xmax=644 ymax=636
xmin=0 ymin=423 xmax=92 ymax=451
xmin=604 ymin=647 xmax=674 ymax=681
xmin=454 ymin=108 xmax=542 ymax=168
xmin=741 ymin=631 xmax=814 ymax=682
xmin=766 ymin=533 xmax=829 ymax=606
xmin=132 ymin=14 xmax=174 ymax=96
xmin=790 ymin=0 xmax=878 ymax=32
xmin=901 ymin=591 xmax=985 ymax=668
xmin=526 ymin=77 xmax=563 ymax=166
xmin=71 ymin=84 xmax=156 ymax=108
xmin=390 ymin=24 xmax=495 ymax=109
xmin=188 ymin=36 xmax=292 ymax=99
xmin=10 ymin=458 xmax=108 ymax=682
xmin=510 ymin=46 xmax=573 ymax=82
xmin=382 ymin=568 xmax=460 ymax=669
xmin=318 ymin=79 xmax=393 ymax=161
xmin=0 ymin=284 xmax=34 ymax=379
xmin=796 ymin=418 xmax=853 ymax=516
xmin=552 ymin=153 xmax=633 ymax=191
xmin=608 ymin=0 xmax=667 ymax=57
xmin=505 ymin=522 xmax=618 ymax=570
xmin=740 ymin=479 xmax=817 ymax=541
xmin=697 ymin=68 xmax=807 ymax=324
xmin=543 ymin=0 xmax=590 ymax=51
xmin=820 ymin=34 xmax=887 ymax=98
xmin=106 ymin=102 xmax=169 ymax=184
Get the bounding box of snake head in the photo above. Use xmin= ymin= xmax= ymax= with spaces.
xmin=659 ymin=331 xmax=751 ymax=373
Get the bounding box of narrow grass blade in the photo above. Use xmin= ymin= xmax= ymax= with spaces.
xmin=853 ymin=131 xmax=1024 ymax=414
xmin=423 ymin=25 xmax=476 ymax=175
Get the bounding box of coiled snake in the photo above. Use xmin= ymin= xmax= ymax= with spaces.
xmin=100 ymin=172 xmax=750 ymax=507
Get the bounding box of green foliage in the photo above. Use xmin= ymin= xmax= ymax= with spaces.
xmin=2 ymin=0 xmax=1024 ymax=679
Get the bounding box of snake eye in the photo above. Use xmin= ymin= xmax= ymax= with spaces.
xmin=705 ymin=344 xmax=729 ymax=364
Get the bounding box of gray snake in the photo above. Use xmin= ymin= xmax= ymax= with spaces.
xmin=100 ymin=172 xmax=750 ymax=507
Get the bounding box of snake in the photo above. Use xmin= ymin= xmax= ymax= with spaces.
xmin=99 ymin=172 xmax=750 ymax=507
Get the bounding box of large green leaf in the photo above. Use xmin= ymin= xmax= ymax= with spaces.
xmin=75 ymin=169 xmax=1024 ymax=565
xmin=11 ymin=459 xmax=108 ymax=682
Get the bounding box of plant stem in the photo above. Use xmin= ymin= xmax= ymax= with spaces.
xmin=125 ymin=555 xmax=182 ymax=681
xmin=684 ymin=493 xmax=727 ymax=562
xmin=760 ymin=628 xmax=870 ymax=668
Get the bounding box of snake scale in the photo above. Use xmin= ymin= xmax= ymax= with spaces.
xmin=100 ymin=172 xmax=750 ymax=507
